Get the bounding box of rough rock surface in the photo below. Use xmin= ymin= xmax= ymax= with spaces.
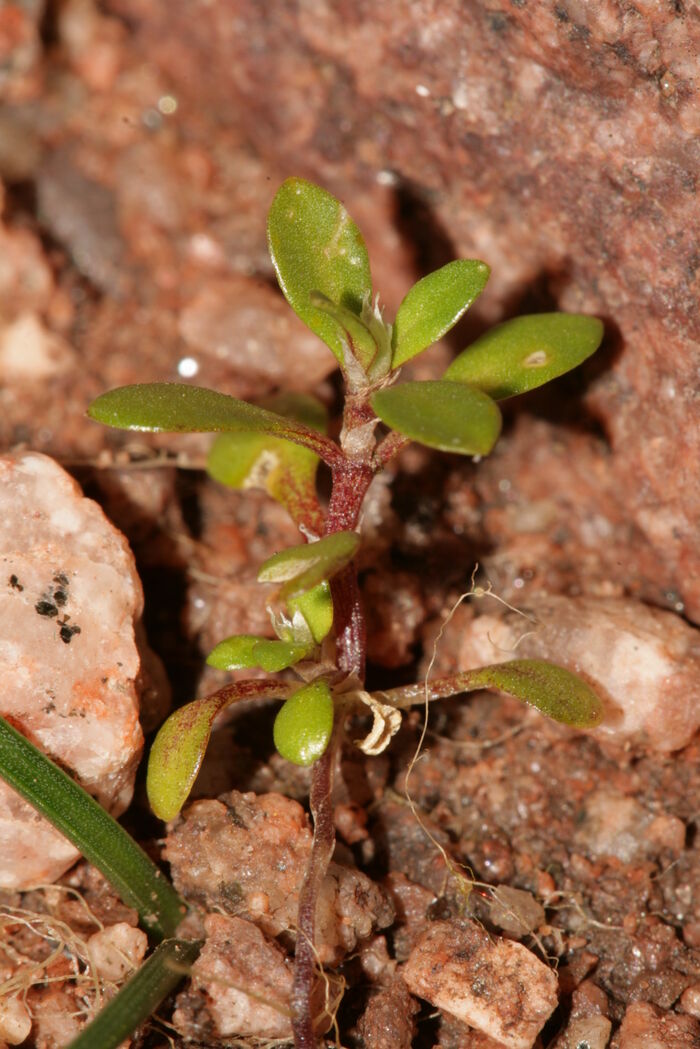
xmin=402 ymin=918 xmax=558 ymax=1049
xmin=0 ymin=452 xmax=146 ymax=888
xmin=356 ymin=975 xmax=419 ymax=1049
xmin=615 ymin=1000 xmax=700 ymax=1048
xmin=164 ymin=789 xmax=394 ymax=965
xmin=435 ymin=594 xmax=700 ymax=752
xmin=173 ymin=914 xmax=294 ymax=1041
xmin=105 ymin=0 xmax=700 ymax=625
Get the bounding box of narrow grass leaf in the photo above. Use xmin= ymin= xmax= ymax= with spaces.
xmin=267 ymin=178 xmax=372 ymax=365
xmin=371 ymin=380 xmax=502 ymax=455
xmin=273 ymin=681 xmax=334 ymax=766
xmin=0 ymin=716 xmax=185 ymax=938
xmin=392 ymin=259 xmax=490 ymax=367
xmin=66 ymin=938 xmax=200 ymax=1049
xmin=444 ymin=313 xmax=604 ymax=399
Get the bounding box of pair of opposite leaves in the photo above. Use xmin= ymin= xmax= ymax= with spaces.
xmin=90 ymin=178 xmax=603 ymax=462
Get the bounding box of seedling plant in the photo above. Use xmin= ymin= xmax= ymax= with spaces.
xmin=0 ymin=178 xmax=605 ymax=1049
xmin=88 ymin=178 xmax=604 ymax=1047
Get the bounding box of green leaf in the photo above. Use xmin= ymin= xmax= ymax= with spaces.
xmin=206 ymin=635 xmax=260 ymax=670
xmin=258 ymin=531 xmax=360 ymax=598
xmin=267 ymin=178 xmax=372 ymax=365
xmin=309 ymin=291 xmax=379 ymax=372
xmin=287 ymin=582 xmax=334 ymax=644
xmin=147 ymin=681 xmax=289 ymax=822
xmin=444 ymin=313 xmax=604 ymax=399
xmin=206 ymin=635 xmax=311 ymax=673
xmin=392 ymin=259 xmax=491 ymax=367
xmin=464 ymin=659 xmax=604 ymax=727
xmin=0 ymin=716 xmax=185 ymax=938
xmin=66 ymin=939 xmax=200 ymax=1049
xmin=371 ymin=380 xmax=502 ymax=456
xmin=88 ymin=384 xmax=340 ymax=467
xmin=273 ymin=680 xmax=334 ymax=766
xmin=207 ymin=393 xmax=327 ymax=532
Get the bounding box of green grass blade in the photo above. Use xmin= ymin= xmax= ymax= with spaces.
xmin=66 ymin=938 xmax=200 ymax=1049
xmin=0 ymin=716 xmax=185 ymax=938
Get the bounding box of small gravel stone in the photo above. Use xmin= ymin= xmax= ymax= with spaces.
xmin=679 ymin=984 xmax=700 ymax=1020
xmin=488 ymin=884 xmax=545 ymax=938
xmin=401 ymin=919 xmax=558 ymax=1049
xmin=0 ymin=996 xmax=31 ymax=1045
xmin=0 ymin=313 xmax=74 ymax=381
xmin=356 ymin=976 xmax=419 ymax=1049
xmin=555 ymin=1014 xmax=612 ymax=1049
xmin=87 ymin=922 xmax=147 ymax=982
xmin=617 ymin=1000 xmax=700 ymax=1047
xmin=165 ymin=790 xmax=393 ymax=965
xmin=173 ymin=914 xmax=294 ymax=1040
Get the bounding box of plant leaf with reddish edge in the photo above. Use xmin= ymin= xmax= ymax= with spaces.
xmin=381 ymin=659 xmax=603 ymax=728
xmin=88 ymin=383 xmax=341 ymax=468
xmin=267 ymin=178 xmax=372 ymax=366
xmin=147 ymin=681 xmax=291 ymax=822
xmin=371 ymin=380 xmax=502 ymax=456
xmin=258 ymin=531 xmax=360 ymax=598
xmin=460 ymin=659 xmax=603 ymax=726
xmin=392 ymin=259 xmax=490 ymax=367
xmin=207 ymin=392 xmax=327 ymax=533
xmin=273 ymin=681 xmax=334 ymax=766
xmin=444 ymin=313 xmax=604 ymax=399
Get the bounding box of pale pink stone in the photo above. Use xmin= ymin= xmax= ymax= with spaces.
xmin=618 ymin=1000 xmax=700 ymax=1048
xmin=452 ymin=596 xmax=700 ymax=753
xmin=0 ymin=452 xmax=146 ymax=888
xmin=0 ymin=313 xmax=75 ymax=381
xmin=87 ymin=922 xmax=147 ymax=982
xmin=402 ymin=920 xmax=558 ymax=1049
xmin=174 ymin=914 xmax=294 ymax=1040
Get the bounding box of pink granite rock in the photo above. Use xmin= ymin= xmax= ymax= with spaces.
xmin=0 ymin=451 xmax=147 ymax=888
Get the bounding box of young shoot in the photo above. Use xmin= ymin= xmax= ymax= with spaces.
xmin=88 ymin=176 xmax=605 ymax=1049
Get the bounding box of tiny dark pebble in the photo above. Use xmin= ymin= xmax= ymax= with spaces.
xmin=53 ymin=589 xmax=68 ymax=606
xmin=8 ymin=575 xmax=23 ymax=591
xmin=36 ymin=600 xmax=58 ymax=618
xmin=53 ymin=572 xmax=70 ymax=587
